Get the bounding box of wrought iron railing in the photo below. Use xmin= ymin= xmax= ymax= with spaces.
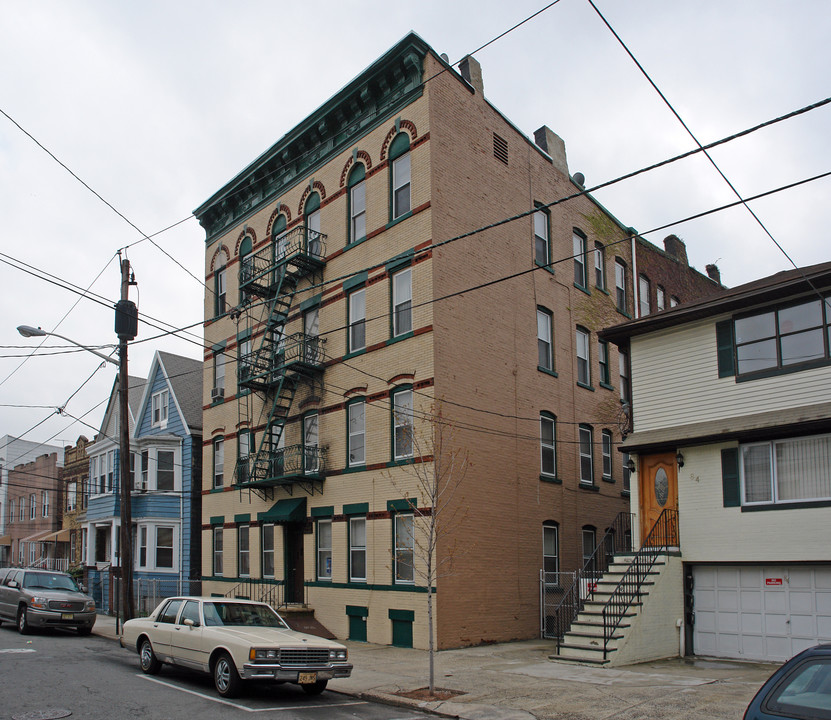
xmin=226 ymin=577 xmax=285 ymax=609
xmin=239 ymin=227 xmax=327 ymax=296
xmin=281 ymin=333 xmax=325 ymax=369
xmin=543 ymin=512 xmax=633 ymax=641
xmin=600 ymin=508 xmax=678 ymax=659
xmin=241 ymin=444 xmax=326 ymax=486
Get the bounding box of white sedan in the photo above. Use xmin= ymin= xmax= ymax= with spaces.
xmin=120 ymin=596 xmax=352 ymax=698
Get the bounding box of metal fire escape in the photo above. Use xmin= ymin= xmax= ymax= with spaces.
xmin=235 ymin=225 xmax=327 ymax=498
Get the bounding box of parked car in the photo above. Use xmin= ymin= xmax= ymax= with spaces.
xmin=744 ymin=644 xmax=831 ymax=720
xmin=120 ymin=596 xmax=352 ymax=698
xmin=0 ymin=567 xmax=96 ymax=635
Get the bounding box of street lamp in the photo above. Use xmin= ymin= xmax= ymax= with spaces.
xmin=16 ymin=325 xmax=118 ymax=366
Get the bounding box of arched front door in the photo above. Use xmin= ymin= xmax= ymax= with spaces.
xmin=638 ymin=452 xmax=679 ymax=546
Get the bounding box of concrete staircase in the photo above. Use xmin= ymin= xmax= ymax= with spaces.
xmin=556 ymin=553 xmax=667 ymax=665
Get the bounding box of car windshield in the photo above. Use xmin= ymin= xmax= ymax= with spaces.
xmin=202 ymin=602 xmax=289 ymax=629
xmin=23 ymin=572 xmax=79 ymax=592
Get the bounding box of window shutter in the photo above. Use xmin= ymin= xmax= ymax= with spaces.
xmin=716 ymin=320 xmax=735 ymax=378
xmin=721 ymin=447 xmax=740 ymax=507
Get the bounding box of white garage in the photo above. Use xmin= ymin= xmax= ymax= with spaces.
xmin=693 ymin=564 xmax=831 ymax=662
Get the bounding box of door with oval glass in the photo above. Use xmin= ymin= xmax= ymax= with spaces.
xmin=639 ymin=452 xmax=678 ymax=546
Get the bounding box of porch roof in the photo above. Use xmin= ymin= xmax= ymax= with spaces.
xmin=39 ymin=528 xmax=72 ymax=543
xmin=0 ymin=535 xmax=10 ymax=546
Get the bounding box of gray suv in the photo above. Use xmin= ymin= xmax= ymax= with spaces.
xmin=0 ymin=568 xmax=96 ymax=635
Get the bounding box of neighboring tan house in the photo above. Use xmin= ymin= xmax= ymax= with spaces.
xmin=571 ymin=262 xmax=831 ymax=666
xmin=6 ymin=452 xmax=62 ymax=568
xmin=0 ymin=436 xmax=62 ymax=564
xmin=192 ymin=32 xmax=723 ymax=650
xmin=51 ymin=436 xmax=91 ymax=572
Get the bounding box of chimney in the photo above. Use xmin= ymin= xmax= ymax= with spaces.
xmin=663 ymin=234 xmax=688 ymax=266
xmin=533 ymin=125 xmax=569 ymax=178
xmin=705 ymin=264 xmax=721 ymax=284
xmin=458 ymin=55 xmax=484 ymax=96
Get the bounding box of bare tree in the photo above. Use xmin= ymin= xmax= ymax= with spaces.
xmin=388 ymin=401 xmax=470 ymax=694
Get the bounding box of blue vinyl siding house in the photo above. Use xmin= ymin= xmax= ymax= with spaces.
xmin=84 ymin=351 xmax=202 ymax=614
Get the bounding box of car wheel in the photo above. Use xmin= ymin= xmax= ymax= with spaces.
xmin=77 ymin=625 xmax=93 ymax=636
xmin=301 ymin=679 xmax=328 ymax=696
xmin=17 ymin=607 xmax=30 ymax=635
xmin=139 ymin=638 xmax=162 ymax=674
xmin=213 ymin=652 xmax=242 ymax=698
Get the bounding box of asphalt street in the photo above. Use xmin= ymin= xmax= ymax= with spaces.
xmin=0 ymin=624 xmax=432 ymax=720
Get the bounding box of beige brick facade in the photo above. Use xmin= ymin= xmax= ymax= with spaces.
xmin=195 ymin=34 xmax=721 ymax=650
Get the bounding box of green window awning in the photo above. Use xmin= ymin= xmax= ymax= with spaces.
xmin=258 ymin=497 xmax=307 ymax=523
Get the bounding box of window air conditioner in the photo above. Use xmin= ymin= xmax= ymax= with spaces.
xmin=211 ymin=387 xmax=225 ymax=401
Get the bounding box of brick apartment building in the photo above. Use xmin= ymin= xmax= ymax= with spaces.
xmin=60 ymin=436 xmax=90 ymax=571
xmin=193 ymin=32 xmax=723 ymax=649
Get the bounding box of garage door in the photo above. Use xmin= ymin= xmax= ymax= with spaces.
xmin=693 ymin=564 xmax=831 ymax=662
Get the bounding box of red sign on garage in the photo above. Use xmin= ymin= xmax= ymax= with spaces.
xmin=765 ymin=578 xmax=783 ymax=586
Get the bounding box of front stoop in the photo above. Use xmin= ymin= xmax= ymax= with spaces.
xmin=281 ymin=606 xmax=336 ymax=639
xmin=554 ymin=556 xmax=668 ymax=665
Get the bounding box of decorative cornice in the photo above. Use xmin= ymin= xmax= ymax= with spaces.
xmin=194 ymin=33 xmax=430 ymax=242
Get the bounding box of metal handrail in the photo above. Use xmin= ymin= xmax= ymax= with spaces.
xmin=600 ymin=508 xmax=678 ymax=659
xmin=224 ymin=577 xmax=285 ymax=609
xmin=545 ymin=512 xmax=633 ymax=642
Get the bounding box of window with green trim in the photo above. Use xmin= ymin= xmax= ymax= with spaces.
xmin=303 ymin=413 xmax=319 ymax=474
xmin=305 ymin=192 xmax=322 ymax=257
xmin=601 ymin=430 xmax=613 ymax=480
xmin=579 ymin=425 xmax=594 ymax=485
xmin=272 ymin=214 xmax=288 ymax=265
xmin=348 ymin=288 xmax=366 ymax=352
xmin=237 ymin=429 xmax=253 ymax=485
xmin=537 ymin=307 xmax=554 ymax=371
xmin=598 ymin=340 xmax=610 ymax=385
xmin=534 ymin=206 xmax=550 ymax=267
xmin=239 ymin=235 xmax=253 ymax=304
xmin=317 ymin=518 xmax=332 ymax=580
xmin=238 ymin=336 xmax=252 ymax=386
xmin=576 ymin=326 xmax=590 ymax=386
xmin=619 ymin=347 xmax=631 ymax=404
xmin=213 ymin=437 xmax=224 ymax=489
xmin=540 ymin=413 xmax=556 ymax=478
xmin=212 ymin=527 xmax=223 ymax=576
xmin=212 ymin=351 xmax=225 ymax=397
xmin=215 ymin=256 xmax=227 ymax=317
xmin=594 ymin=242 xmax=606 ymax=289
xmin=394 ymin=513 xmax=414 ymax=584
xmin=261 ymin=523 xmax=275 ymax=578
xmin=348 ymin=164 xmax=366 ymax=243
xmin=348 ymin=400 xmax=366 ymax=467
xmin=392 ymin=268 xmax=412 ymax=337
xmin=615 ymin=259 xmax=627 ymax=312
xmin=392 ymin=388 xmax=414 ymax=460
xmin=573 ymin=230 xmax=588 ymax=288
xmin=238 ymin=524 xmax=250 ymax=577
xmin=389 ymin=133 xmax=411 ymax=220
xmin=349 ymin=516 xmax=367 ymax=582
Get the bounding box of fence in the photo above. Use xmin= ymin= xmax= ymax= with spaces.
xmin=109 ymin=576 xmax=202 ymax=617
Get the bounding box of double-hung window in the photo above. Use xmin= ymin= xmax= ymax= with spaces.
xmin=348 ymin=288 xmax=366 ymax=352
xmin=348 ymin=401 xmax=366 ymax=467
xmin=349 ymin=517 xmax=367 ymax=582
xmin=534 ymin=208 xmax=549 ymax=266
xmin=540 ymin=413 xmax=556 ymax=478
xmin=157 ymin=450 xmax=175 ymax=491
xmin=237 ymin=430 xmax=252 ymax=485
xmin=392 ymin=268 xmax=412 ymax=337
xmin=656 ymin=285 xmax=666 ymax=311
xmin=576 ymin=327 xmax=591 ymax=386
xmin=305 ymin=193 xmax=322 ymax=258
xmin=537 ymin=308 xmax=554 ymax=372
xmin=42 ymin=490 xmax=49 ymax=517
xmin=573 ymin=231 xmax=588 ymax=288
xmin=8 ymin=500 xmax=14 ymax=524
xmin=741 ymin=434 xmax=831 ymax=505
xmin=317 ymin=519 xmax=332 ymax=580
xmin=238 ymin=337 xmax=252 ymax=383
xmin=213 ymin=437 xmax=224 ymax=488
xmin=622 ymin=453 xmax=632 ymax=493
xmin=542 ymin=523 xmax=559 ymax=577
xmin=619 ymin=348 xmax=631 ymax=404
xmin=579 ymin=425 xmax=594 ymax=485
xmin=239 ymin=235 xmax=253 ymax=305
xmin=615 ymin=259 xmax=627 ymax=313
xmin=213 ymin=527 xmax=223 ymax=576
xmin=30 ymin=493 xmax=36 ymax=520
xmin=152 ymin=390 xmax=169 ymax=427
xmin=213 ymin=352 xmax=225 ymax=397
xmin=594 ymin=242 xmax=606 ymax=288
xmin=261 ymin=524 xmax=275 ymax=578
xmin=639 ymin=275 xmax=651 ymax=316
xmin=394 ymin=513 xmax=414 ymax=584
xmin=138 ymin=526 xmax=148 ymax=568
xmin=390 ymin=133 xmax=411 ymax=220
xmin=156 ymin=527 xmax=174 ymax=569
xmin=601 ymin=430 xmax=613 ymax=481
xmin=349 ymin=164 xmax=367 ymax=243
xmin=392 ymin=389 xmax=414 ymax=460
xmin=215 ymin=259 xmax=227 ymax=316
xmin=303 ymin=413 xmax=319 ymax=474
xmin=304 ymin=307 xmax=320 ymax=365
xmin=238 ymin=525 xmax=250 ymax=577
xmin=19 ymin=497 xmax=25 ymax=520
xmin=598 ymin=340 xmax=610 ymax=385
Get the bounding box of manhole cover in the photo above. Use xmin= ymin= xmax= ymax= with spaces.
xmin=12 ymin=710 xmax=72 ymax=720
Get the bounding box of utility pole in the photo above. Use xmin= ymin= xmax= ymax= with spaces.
xmin=116 ymin=256 xmax=138 ymax=622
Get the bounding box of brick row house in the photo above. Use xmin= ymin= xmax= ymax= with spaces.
xmin=194 ymin=33 xmax=722 ymax=649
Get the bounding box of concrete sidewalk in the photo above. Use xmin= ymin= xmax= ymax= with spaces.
xmin=96 ymin=613 xmax=777 ymax=719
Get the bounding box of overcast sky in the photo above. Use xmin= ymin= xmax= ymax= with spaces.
xmin=1 ymin=0 xmax=829 ymax=454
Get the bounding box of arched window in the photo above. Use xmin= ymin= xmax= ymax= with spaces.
xmin=214 ymin=254 xmax=227 ymax=317
xmin=239 ymin=235 xmax=253 ymax=304
xmin=272 ymin=214 xmax=288 ymax=262
xmin=389 ymin=133 xmax=411 ymax=220
xmin=348 ymin=164 xmax=367 ymax=244
xmin=304 ymin=193 xmax=322 ymax=257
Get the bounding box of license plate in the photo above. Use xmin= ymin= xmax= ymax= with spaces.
xmin=61 ymin=613 xmax=74 ymax=620
xmin=298 ymin=672 xmax=317 ymax=684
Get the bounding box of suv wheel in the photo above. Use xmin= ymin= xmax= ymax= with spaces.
xmin=17 ymin=607 xmax=30 ymax=635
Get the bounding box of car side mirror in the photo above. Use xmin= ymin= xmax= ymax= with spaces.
xmin=79 ymin=584 xmax=87 ymax=593
xmin=8 ymin=580 xmax=18 ymax=588
xmin=184 ymin=618 xmax=200 ymax=628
